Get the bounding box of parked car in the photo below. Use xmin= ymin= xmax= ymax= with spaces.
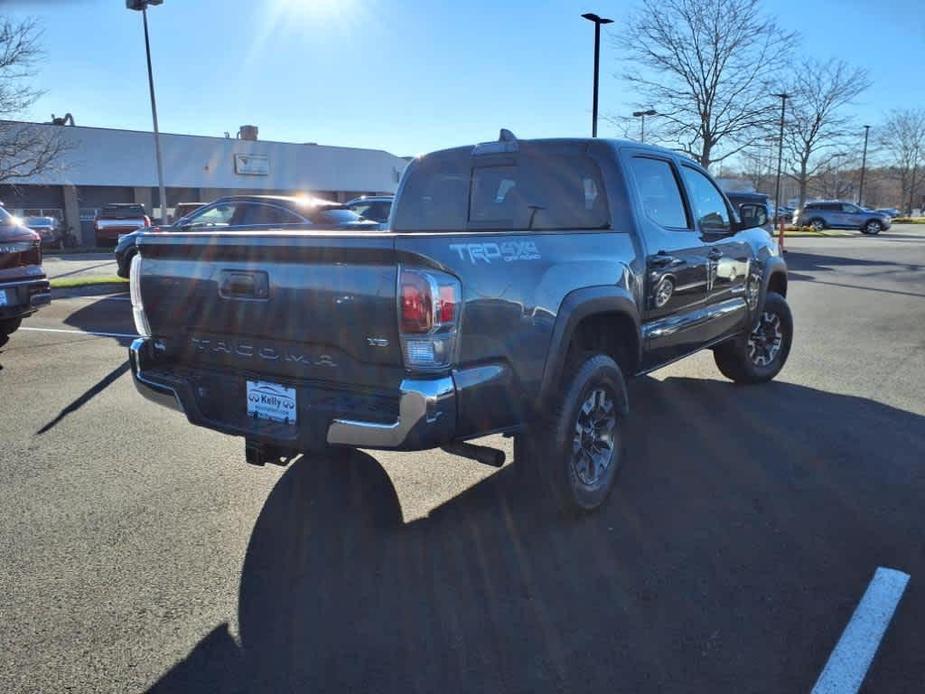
xmin=94 ymin=203 xmax=151 ymax=246
xmin=345 ymin=195 xmax=394 ymax=228
xmin=170 ymin=202 xmax=206 ymax=224
xmin=875 ymin=208 xmax=901 ymax=219
xmin=725 ymin=191 xmax=771 ymax=231
xmin=771 ymin=204 xmax=794 ymax=224
xmin=792 ymin=200 xmax=891 ymax=234
xmin=128 ymin=132 xmax=790 ymax=515
xmin=24 ymin=216 xmax=63 ymax=249
xmin=115 ymin=195 xmax=378 ymax=278
xmin=0 ymin=206 xmax=50 ymax=347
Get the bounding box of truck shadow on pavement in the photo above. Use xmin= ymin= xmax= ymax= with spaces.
xmin=149 ymin=377 xmax=925 ymax=693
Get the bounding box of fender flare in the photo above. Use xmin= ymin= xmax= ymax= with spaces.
xmin=538 ymin=286 xmax=641 ymax=405
xmin=761 ymin=257 xmax=788 ymax=298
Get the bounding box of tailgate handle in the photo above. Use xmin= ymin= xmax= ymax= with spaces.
xmin=219 ymin=270 xmax=269 ymax=299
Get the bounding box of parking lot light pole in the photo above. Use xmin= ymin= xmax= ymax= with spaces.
xmin=858 ymin=125 xmax=870 ymax=206
xmin=127 ymin=0 xmax=167 ymax=224
xmin=632 ymin=109 xmax=657 ymax=143
xmin=581 ymin=13 xmax=613 ymax=138
xmin=772 ymin=92 xmax=789 ymax=251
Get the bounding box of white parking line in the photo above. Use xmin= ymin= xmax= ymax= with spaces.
xmin=812 ymin=567 xmax=911 ymax=694
xmin=19 ymin=326 xmax=139 ymax=340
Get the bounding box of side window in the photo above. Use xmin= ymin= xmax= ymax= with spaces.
xmin=238 ymin=203 xmax=305 ymax=226
xmin=841 ymin=203 xmax=859 ymax=214
xmin=185 ymin=202 xmax=237 ymax=228
xmin=628 ymin=156 xmax=689 ymax=229
xmin=681 ymin=166 xmax=731 ymax=232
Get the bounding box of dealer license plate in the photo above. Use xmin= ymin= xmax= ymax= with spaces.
xmin=246 ymin=380 xmax=297 ymax=424
xmin=0 ymin=289 xmax=9 ymax=307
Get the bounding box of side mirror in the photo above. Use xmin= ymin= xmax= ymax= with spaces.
xmin=738 ymin=203 xmax=768 ymax=229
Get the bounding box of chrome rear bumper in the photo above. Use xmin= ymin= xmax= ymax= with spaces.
xmin=129 ymin=337 xmax=457 ymax=450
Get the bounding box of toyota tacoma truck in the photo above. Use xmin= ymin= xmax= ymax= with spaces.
xmin=1 ymin=206 xmax=51 ymax=347
xmin=129 ymin=133 xmax=791 ymax=513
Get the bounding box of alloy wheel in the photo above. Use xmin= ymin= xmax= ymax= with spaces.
xmin=571 ymin=387 xmax=618 ymax=488
xmin=747 ymin=311 xmax=783 ymax=367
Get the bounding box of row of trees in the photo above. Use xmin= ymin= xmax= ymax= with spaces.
xmin=614 ymin=0 xmax=924 ymax=212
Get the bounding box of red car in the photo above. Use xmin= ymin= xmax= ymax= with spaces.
xmin=93 ymin=203 xmax=150 ymax=246
xmin=0 ymin=207 xmax=50 ymax=347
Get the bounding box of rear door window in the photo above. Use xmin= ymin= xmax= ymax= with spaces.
xmin=237 ymin=203 xmax=306 ymax=226
xmin=627 ymin=156 xmax=689 ymax=229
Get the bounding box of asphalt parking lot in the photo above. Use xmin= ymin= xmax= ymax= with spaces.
xmin=1 ymin=226 xmax=924 ymax=692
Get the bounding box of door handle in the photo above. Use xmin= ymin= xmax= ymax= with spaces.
xmin=708 ymin=248 xmax=724 ymax=260
xmin=649 ymin=253 xmax=679 ymax=268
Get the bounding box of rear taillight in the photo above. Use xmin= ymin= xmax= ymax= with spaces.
xmin=398 ymin=267 xmax=461 ymax=371
xmin=129 ymin=254 xmax=151 ymax=337
xmin=143 ymin=215 xmax=152 ymax=227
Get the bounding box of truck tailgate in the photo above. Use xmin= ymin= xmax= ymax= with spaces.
xmin=136 ymin=231 xmax=404 ymax=389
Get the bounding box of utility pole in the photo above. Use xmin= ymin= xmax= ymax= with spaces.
xmin=858 ymin=125 xmax=870 ymax=206
xmin=581 ymin=13 xmax=613 ymax=137
xmin=127 ymin=0 xmax=167 ymax=223
xmin=772 ymin=93 xmax=789 ymax=250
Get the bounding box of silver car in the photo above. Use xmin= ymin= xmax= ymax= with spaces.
xmin=793 ymin=201 xmax=891 ymax=235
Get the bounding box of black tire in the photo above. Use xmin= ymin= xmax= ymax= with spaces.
xmin=714 ymin=292 xmax=793 ymax=384
xmin=809 ymin=218 xmax=826 ymax=232
xmin=0 ymin=317 xmax=22 ymax=349
xmin=861 ymin=219 xmax=882 ymax=235
xmin=514 ymin=354 xmax=627 ymax=514
xmin=118 ymin=250 xmax=135 ymax=279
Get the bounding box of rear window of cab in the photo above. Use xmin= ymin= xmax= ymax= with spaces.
xmin=392 ymin=151 xmax=610 ymax=232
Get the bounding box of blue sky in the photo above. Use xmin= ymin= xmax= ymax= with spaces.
xmin=4 ymin=0 xmax=923 ymax=156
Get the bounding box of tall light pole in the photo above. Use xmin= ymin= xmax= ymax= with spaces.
xmin=858 ymin=124 xmax=870 ymax=206
xmin=632 ymin=109 xmax=657 ymax=143
xmin=127 ymin=0 xmax=167 ymax=223
xmin=772 ymin=92 xmax=789 ymax=249
xmin=581 ymin=13 xmax=613 ymax=138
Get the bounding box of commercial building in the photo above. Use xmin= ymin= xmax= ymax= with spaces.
xmin=0 ymin=120 xmax=409 ymax=246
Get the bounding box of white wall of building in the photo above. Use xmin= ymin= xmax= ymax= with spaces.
xmin=3 ymin=121 xmax=407 ymax=194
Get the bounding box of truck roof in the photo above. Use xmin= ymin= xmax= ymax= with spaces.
xmin=417 ymin=135 xmax=685 ymax=162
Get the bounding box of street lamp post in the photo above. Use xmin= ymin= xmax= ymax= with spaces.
xmin=581 ymin=13 xmax=613 ymax=138
xmin=772 ymin=92 xmax=789 ymax=250
xmin=632 ymin=109 xmax=657 ymax=143
xmin=858 ymin=125 xmax=870 ymax=206
xmin=127 ymin=0 xmax=167 ymax=223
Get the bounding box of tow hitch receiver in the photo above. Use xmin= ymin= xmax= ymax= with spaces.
xmin=245 ymin=439 xmax=298 ymax=467
xmin=441 ymin=441 xmax=506 ymax=468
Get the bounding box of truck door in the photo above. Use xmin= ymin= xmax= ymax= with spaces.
xmin=623 ymin=153 xmax=714 ymax=367
xmin=678 ymin=164 xmax=751 ymax=341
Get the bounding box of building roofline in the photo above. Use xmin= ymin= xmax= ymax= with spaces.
xmin=0 ymin=119 xmax=400 ymax=157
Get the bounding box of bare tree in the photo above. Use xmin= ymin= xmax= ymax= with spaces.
xmin=783 ymin=59 xmax=870 ymax=208
xmin=878 ymin=109 xmax=925 ymax=215
xmin=616 ymin=0 xmax=794 ymax=169
xmin=0 ymin=17 xmax=68 ymax=184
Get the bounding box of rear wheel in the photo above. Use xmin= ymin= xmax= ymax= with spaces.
xmin=713 ymin=292 xmax=792 ymax=384
xmin=514 ymin=354 xmax=627 ymax=514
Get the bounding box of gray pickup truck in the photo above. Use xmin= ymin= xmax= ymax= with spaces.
xmin=129 ymin=132 xmax=791 ymax=513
